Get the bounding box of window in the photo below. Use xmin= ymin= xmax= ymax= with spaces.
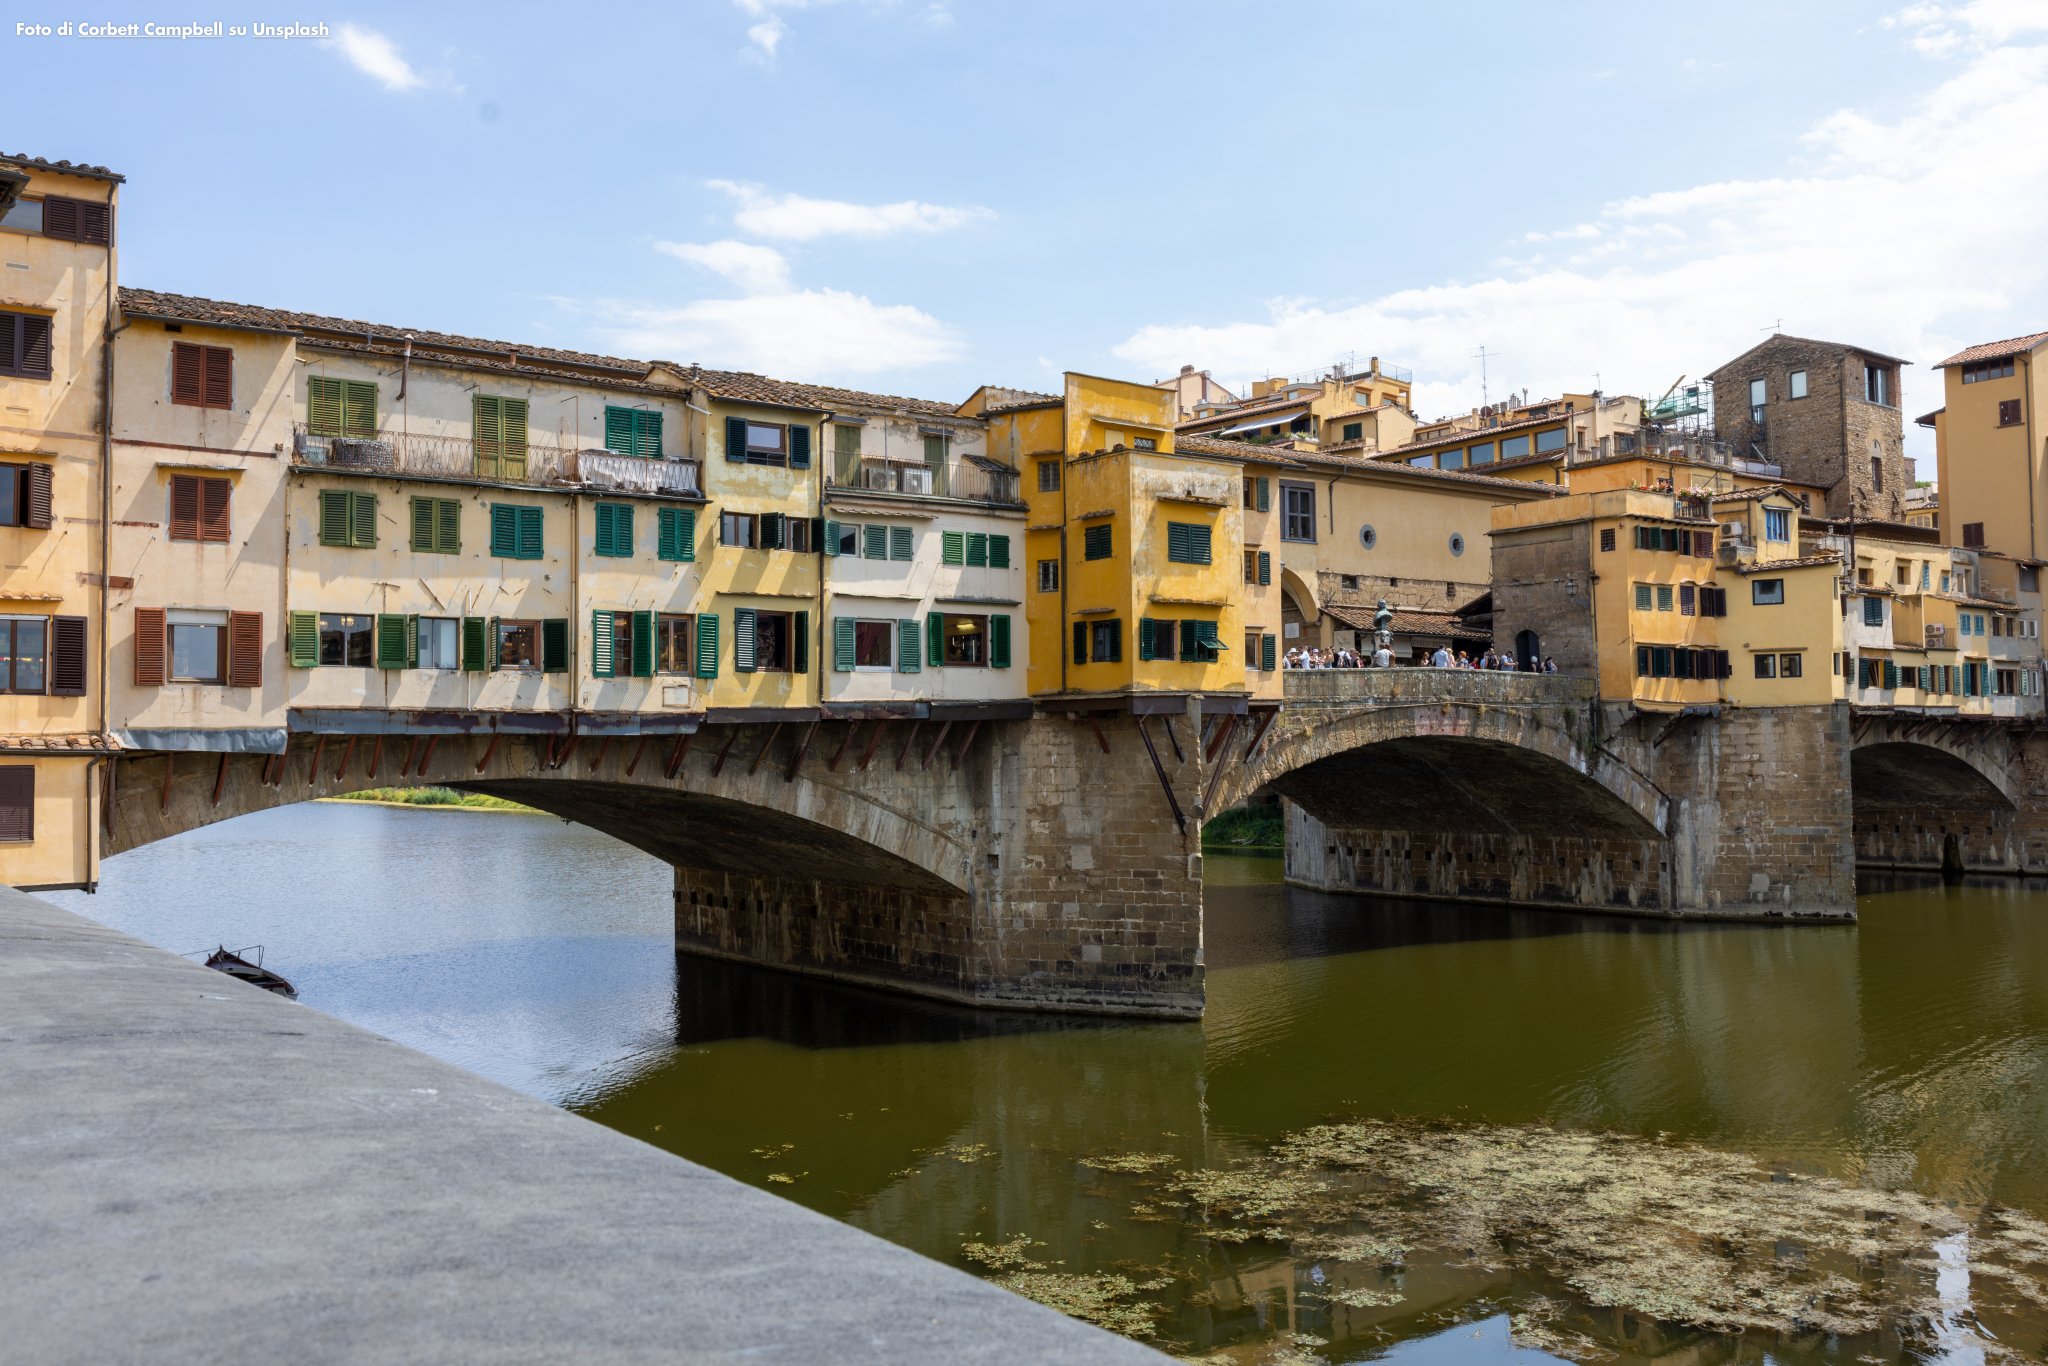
xmin=0 ymin=462 xmax=52 ymax=529
xmin=0 ymin=310 xmax=53 ymax=380
xmin=1656 ymin=584 xmax=1673 ymax=612
xmin=1084 ymin=523 xmax=1112 ymax=560
xmin=171 ymin=342 xmax=232 ymax=409
xmin=657 ymin=507 xmax=696 ymax=561
xmin=723 ymin=417 xmax=809 ymax=469
xmin=889 ymin=525 xmax=913 ymax=560
xmin=1166 ymin=521 xmax=1212 ymax=565
xmin=489 ymin=504 xmax=544 ymax=560
xmin=1872 ymin=454 xmax=1884 ymax=489
xmin=1535 ymin=428 xmax=1567 ymax=454
xmin=306 ymin=376 xmax=377 ymax=438
xmin=1680 ymin=584 xmax=1696 ymax=615
xmin=1038 ymin=559 xmax=1059 ymax=592
xmin=1789 ymin=370 xmax=1807 ymax=399
xmin=0 ymin=765 xmax=30 ymax=843
xmin=474 ymin=395 xmax=530 ymax=479
xmin=318 ymin=489 xmax=378 ymax=549
xmin=1144 ymin=618 xmax=1178 ymax=661
xmin=1865 ymin=364 xmax=1892 ymax=406
xmin=593 ymin=502 xmax=635 ymax=557
xmin=1245 ymin=628 xmax=1263 ymax=663
xmin=1340 ymin=573 xmax=1358 ymax=591
xmin=171 ymin=474 xmax=233 ymax=543
xmin=1281 ymin=483 xmax=1316 ymax=541
xmin=1500 ymin=435 xmax=1531 ymax=460
xmin=921 ymin=433 xmax=949 ymax=496
xmin=1781 ymin=653 xmax=1803 ymax=678
xmin=603 ymin=406 xmax=663 ymax=458
xmin=1764 ymin=508 xmax=1790 ymax=542
xmin=1441 ymin=447 xmax=1465 ymax=470
xmin=0 ymin=196 xmax=41 ymax=234
xmin=1090 ymin=619 xmax=1122 ymax=663
xmin=943 ymin=614 xmax=989 ymax=666
xmin=1600 ymin=528 xmax=1616 ymax=552
xmin=1635 ymin=584 xmax=1653 ymax=611
xmin=1132 ymin=436 xmax=1157 ymax=451
xmin=1752 ymin=578 xmax=1785 ymax=605
xmin=1038 ymin=460 xmax=1061 ymax=492
xmin=0 ymin=618 xmax=46 ymax=693
xmin=2000 ymin=399 xmax=2024 ymax=427
xmin=497 ymin=619 xmax=539 ymax=671
xmin=853 ymin=620 xmax=894 ymax=670
xmin=733 ymin=609 xmax=798 ymax=673
xmin=1699 ymin=585 xmax=1728 ymax=616
xmin=1754 ymin=653 xmax=1778 ymax=678
xmin=721 ymin=511 xmax=758 ymax=547
xmin=319 ymin=613 xmax=375 ymax=667
xmin=1468 ymin=442 xmax=1495 ymax=465
xmin=1998 ymin=668 xmax=2018 ymax=696
xmin=1962 ymin=359 xmax=2017 ymax=383
xmin=1342 ymin=422 xmax=1363 ymax=441
xmin=658 ymin=614 xmax=695 ymax=674
xmin=591 ymin=611 xmax=646 ymax=678
xmin=1749 ymin=378 xmax=1766 ymax=421
xmin=1408 ymin=454 xmax=1435 ymax=468
xmin=39 ymin=195 xmax=110 ymax=244
xmin=1244 ymin=551 xmax=1259 ymax=584
xmin=410 ymin=496 xmax=460 ymax=554
xmin=1963 ymin=523 xmax=1985 ymax=548
xmin=418 ymin=617 xmax=460 ymax=669
xmin=1863 ymin=596 xmax=1885 ymax=626
xmin=1897 ymin=563 xmax=1911 ymax=586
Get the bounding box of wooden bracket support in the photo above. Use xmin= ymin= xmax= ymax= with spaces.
xmin=308 ymin=736 xmax=326 ymax=788
xmin=160 ymin=753 xmax=175 ymax=816
xmin=710 ymin=727 xmax=740 ymax=778
xmin=624 ymin=736 xmax=649 ymax=778
xmin=1203 ymin=713 xmax=1235 ymax=763
xmin=419 ymin=736 xmax=439 ymax=776
xmin=784 ymin=720 xmax=820 ymax=782
xmin=1199 ymin=714 xmax=1239 ymax=815
xmin=747 ymin=723 xmax=782 ymax=777
xmin=664 ymin=731 xmax=693 ymax=780
xmin=858 ymin=720 xmax=887 ymax=772
xmin=1087 ymin=715 xmax=1110 ymax=754
xmin=399 ymin=736 xmax=420 ymax=779
xmin=827 ymin=721 xmax=862 ymax=772
xmin=335 ymin=736 xmax=357 ymax=782
xmin=896 ymin=719 xmax=923 ymax=771
xmin=1135 ymin=716 xmax=1186 ymax=836
xmin=474 ymin=731 xmax=502 ymax=774
xmin=211 ymin=752 xmax=230 ymax=808
xmin=950 ymin=720 xmax=981 ymax=771
xmin=921 ymin=721 xmax=953 ymax=771
xmin=365 ymin=735 xmax=382 ymax=781
xmin=588 ymin=737 xmax=611 ymax=772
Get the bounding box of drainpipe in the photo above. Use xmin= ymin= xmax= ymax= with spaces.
xmin=2023 ymin=352 xmax=2037 ymax=562
xmin=98 ymin=179 xmax=126 ymax=745
xmin=1059 ymin=404 xmax=1070 ymax=695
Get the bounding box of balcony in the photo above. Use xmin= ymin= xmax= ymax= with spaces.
xmin=293 ymin=426 xmax=702 ymax=496
xmin=827 ymin=455 xmax=1021 ymax=506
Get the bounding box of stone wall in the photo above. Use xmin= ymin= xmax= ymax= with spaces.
xmin=1852 ymin=721 xmax=2048 ymax=873
xmin=1491 ymin=522 xmax=1599 ymax=677
xmin=1707 ymin=337 xmax=1907 ymax=519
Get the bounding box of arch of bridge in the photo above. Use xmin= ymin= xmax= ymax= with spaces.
xmin=107 ymin=724 xmax=980 ymax=896
xmin=1847 ymin=717 xmax=2021 ymax=811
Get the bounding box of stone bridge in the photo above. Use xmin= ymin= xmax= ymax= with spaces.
xmin=1847 ymin=709 xmax=2048 ymax=874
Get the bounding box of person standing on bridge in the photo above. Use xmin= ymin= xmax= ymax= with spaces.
xmin=1432 ymin=645 xmax=1452 ymax=668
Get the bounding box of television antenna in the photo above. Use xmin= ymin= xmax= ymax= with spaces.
xmin=1470 ymin=345 xmax=1492 ymax=408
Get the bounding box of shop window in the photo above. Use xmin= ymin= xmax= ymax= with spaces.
xmin=319 ymin=613 xmax=375 ymax=667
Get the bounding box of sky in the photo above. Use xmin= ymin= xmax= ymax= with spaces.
xmin=11 ymin=1 xmax=2048 ymax=463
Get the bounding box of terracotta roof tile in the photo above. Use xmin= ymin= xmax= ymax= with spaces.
xmin=0 ymin=154 xmax=123 ymax=183
xmin=1932 ymin=331 xmax=2048 ymax=369
xmin=1288 ymin=446 xmax=1566 ymax=494
xmin=662 ymin=363 xmax=961 ymax=416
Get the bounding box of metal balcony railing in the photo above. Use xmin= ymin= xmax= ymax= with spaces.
xmin=293 ymin=425 xmax=701 ymax=495
xmin=826 ymin=457 xmax=1021 ymax=505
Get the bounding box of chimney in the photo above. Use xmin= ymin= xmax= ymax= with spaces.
xmin=1180 ymin=364 xmax=1194 ymax=375
xmin=1370 ymin=356 xmax=1379 ymax=375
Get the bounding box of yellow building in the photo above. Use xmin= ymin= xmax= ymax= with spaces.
xmin=1926 ymin=330 xmax=2047 ymax=559
xmin=0 ymin=155 xmax=122 ymax=890
xmin=1174 ymin=360 xmax=1414 ymax=452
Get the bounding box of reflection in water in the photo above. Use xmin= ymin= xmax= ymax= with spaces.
xmin=49 ymin=822 xmax=2048 ymax=1363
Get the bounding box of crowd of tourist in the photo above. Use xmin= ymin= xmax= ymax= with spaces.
xmin=1281 ymin=644 xmax=1558 ymax=673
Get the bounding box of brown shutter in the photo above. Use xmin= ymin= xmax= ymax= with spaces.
xmin=77 ymin=199 xmax=110 ymax=246
xmin=49 ymin=615 xmax=87 ymax=696
xmin=22 ymin=462 xmax=52 ymax=529
xmin=134 ymin=608 xmax=167 ymax=686
xmin=41 ymin=196 xmax=78 ymax=240
xmin=0 ymin=766 xmax=32 ymax=843
xmin=171 ymin=342 xmax=203 ymax=406
xmin=168 ymin=475 xmax=199 ymax=540
xmin=18 ymin=315 xmax=51 ymax=378
xmin=229 ymin=611 xmax=263 ymax=688
xmin=199 ymin=478 xmax=231 ymax=543
xmin=203 ymin=346 xmax=233 ymax=409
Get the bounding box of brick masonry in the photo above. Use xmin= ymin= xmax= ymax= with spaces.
xmin=1706 ymin=336 xmax=1908 ymax=519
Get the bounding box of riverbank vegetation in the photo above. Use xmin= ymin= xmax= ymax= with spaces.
xmin=324 ymin=787 xmax=537 ymax=812
xmin=1199 ymin=805 xmax=1281 ymax=850
xmin=966 ymin=1118 xmax=2048 ymax=1362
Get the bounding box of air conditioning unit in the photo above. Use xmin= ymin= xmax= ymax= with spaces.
xmin=899 ymin=467 xmax=932 ymax=495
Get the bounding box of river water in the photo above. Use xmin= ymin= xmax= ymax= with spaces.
xmin=46 ymin=802 xmax=2048 ymax=1364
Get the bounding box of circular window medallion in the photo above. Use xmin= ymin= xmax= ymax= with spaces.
xmin=1449 ymin=533 xmax=1466 ymax=557
xmin=1359 ymin=525 xmax=1377 ymax=549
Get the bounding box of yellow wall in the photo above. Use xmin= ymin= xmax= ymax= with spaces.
xmin=1934 ymin=346 xmax=2045 ymax=560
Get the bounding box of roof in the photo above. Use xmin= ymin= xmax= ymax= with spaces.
xmin=1710 ymin=486 xmax=1797 ymax=503
xmin=0 ymin=153 xmax=123 ymax=184
xmin=1932 ymin=332 xmax=2048 ymax=370
xmin=1733 ymin=553 xmax=1842 ymax=573
xmin=1175 ymin=395 xmax=1309 ymax=433
xmin=1321 ymin=602 xmax=1490 ymax=639
xmin=1286 ymin=446 xmax=1567 ymax=495
xmin=981 ymin=396 xmax=1062 ymax=416
xmin=1707 ymin=332 xmax=1914 ymax=376
xmin=1370 ymin=408 xmax=1571 ymax=458
xmin=1915 ymin=407 xmax=1946 ymax=426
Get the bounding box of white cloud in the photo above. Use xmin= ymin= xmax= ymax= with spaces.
xmin=1113 ymin=10 xmax=2048 ymax=451
xmin=654 ymin=239 xmax=793 ymax=295
xmin=596 ymin=291 xmax=963 ymax=377
xmin=743 ymin=17 xmax=788 ymax=60
xmin=323 ymin=23 xmax=455 ymax=93
xmin=707 ymin=179 xmax=994 ymax=241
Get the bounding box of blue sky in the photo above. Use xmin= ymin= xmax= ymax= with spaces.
xmin=12 ymin=1 xmax=2048 ymax=460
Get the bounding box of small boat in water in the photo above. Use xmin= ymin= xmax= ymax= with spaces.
xmin=203 ymin=946 xmax=298 ymax=999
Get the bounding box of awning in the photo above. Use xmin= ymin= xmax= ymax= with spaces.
xmin=114 ymin=727 xmax=288 ymax=754
xmin=1218 ymin=412 xmax=1302 ymax=436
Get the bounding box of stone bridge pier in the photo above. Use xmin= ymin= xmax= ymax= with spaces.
xmin=1214 ymin=673 xmax=1859 ymax=921
xmin=1849 ymin=713 xmax=2048 ymax=875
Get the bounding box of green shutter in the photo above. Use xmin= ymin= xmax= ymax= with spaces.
xmin=1256 ymin=477 xmax=1270 ymax=512
xmin=891 ymin=526 xmax=913 ymax=561
xmin=792 ymin=611 xmax=809 ymax=674
xmin=541 ymin=619 xmax=569 ymax=673
xmin=341 ymin=380 xmax=377 ymax=438
xmin=695 ymin=614 xmax=719 ymax=678
xmin=760 ymin=511 xmax=784 ymax=551
xmin=725 ymin=415 xmax=747 ymax=463
xmin=348 ymin=491 xmax=377 ymax=548
xmin=593 ymin=502 xmax=614 ymax=557
xmin=487 ymin=616 xmax=501 ymax=671
xmin=1262 ymin=633 xmax=1277 ymax=671
xmin=834 ymin=617 xmax=856 ymax=671
xmin=789 ymin=424 xmax=810 ymax=470
xmin=989 ymin=534 xmax=1010 ymax=569
xmin=406 ymin=613 xmax=419 ymax=669
xmin=462 ymin=616 xmax=487 ymax=671
xmin=490 ymin=505 xmax=517 ymax=558
xmin=657 ymin=507 xmax=695 ymax=562
xmin=734 ymin=608 xmax=757 ymax=672
xmin=631 ymin=610 xmax=655 ymax=677
xmin=287 ymin=610 xmax=319 ymax=668
xmin=1085 ymin=524 xmax=1111 ymax=560
xmin=823 ymin=520 xmax=840 ymax=557
xmin=1073 ymin=621 xmax=1088 ymax=665
xmin=592 ymin=610 xmax=615 ymax=678
xmin=898 ymin=620 xmax=921 ymax=673
xmin=436 ymin=497 xmax=459 ymax=553
xmin=1179 ymin=619 xmax=1197 ymax=662
xmin=990 ymin=613 xmax=1010 ymax=668
xmin=927 ymin=613 xmax=944 ymax=668
xmin=307 ymin=377 xmax=341 ymax=436
xmin=605 ymin=407 xmax=634 ymax=454
xmin=502 ymin=398 xmax=529 ymax=479
xmin=474 ymin=395 xmax=502 ymax=478
xmin=606 ymin=503 xmax=634 ymax=557
xmin=411 ymin=496 xmax=435 ymax=552
xmin=517 ymin=506 xmax=543 ymax=560
xmin=319 ymin=489 xmax=349 ymax=546
xmin=1190 ymin=524 xmax=1212 ymax=565
xmin=1168 ymin=523 xmax=1190 ymax=563
xmin=1258 ymin=550 xmax=1271 ymax=585
xmin=1139 ymin=617 xmax=1155 ymax=661
xmin=966 ymin=533 xmax=988 ymax=567
xmin=864 ymin=525 xmax=888 ymax=559
xmin=639 ymin=410 xmax=662 ymax=458
xmin=942 ymin=531 xmax=965 ymax=565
